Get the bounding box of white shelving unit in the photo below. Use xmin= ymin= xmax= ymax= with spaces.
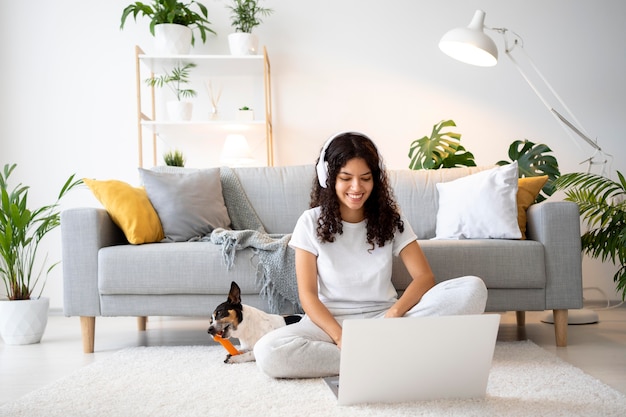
xmin=134 ymin=45 xmax=274 ymax=167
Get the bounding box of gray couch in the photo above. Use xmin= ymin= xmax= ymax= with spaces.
xmin=61 ymin=165 xmax=583 ymax=353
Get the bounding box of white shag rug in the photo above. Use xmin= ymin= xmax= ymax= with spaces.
xmin=1 ymin=340 xmax=625 ymax=417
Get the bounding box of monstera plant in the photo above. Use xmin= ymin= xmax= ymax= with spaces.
xmin=554 ymin=171 xmax=626 ymax=300
xmin=496 ymin=140 xmax=561 ymax=203
xmin=408 ymin=122 xmax=560 ymax=203
xmin=408 ymin=120 xmax=476 ymax=170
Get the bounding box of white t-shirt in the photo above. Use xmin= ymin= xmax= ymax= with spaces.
xmin=289 ymin=207 xmax=417 ymax=314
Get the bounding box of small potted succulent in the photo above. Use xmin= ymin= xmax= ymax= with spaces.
xmin=145 ymin=62 xmax=197 ymax=120
xmin=236 ymin=106 xmax=255 ymax=121
xmin=226 ymin=0 xmax=274 ymax=56
xmin=0 ymin=164 xmax=81 ymax=344
xmin=120 ymin=0 xmax=216 ymax=54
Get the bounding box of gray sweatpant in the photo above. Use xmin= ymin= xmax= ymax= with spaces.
xmin=254 ymin=275 xmax=488 ymax=378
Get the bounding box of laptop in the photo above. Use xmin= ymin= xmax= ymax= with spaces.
xmin=324 ymin=314 xmax=500 ymax=405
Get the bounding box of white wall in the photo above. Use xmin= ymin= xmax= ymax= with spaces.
xmin=1 ymin=0 xmax=624 ymax=308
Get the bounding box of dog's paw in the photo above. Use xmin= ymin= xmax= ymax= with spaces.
xmin=224 ymin=350 xmax=255 ymax=364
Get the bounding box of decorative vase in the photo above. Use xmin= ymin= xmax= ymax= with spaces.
xmin=167 ymin=101 xmax=193 ymax=121
xmin=0 ymin=297 xmax=50 ymax=345
xmin=154 ymin=24 xmax=192 ymax=55
xmin=228 ymin=33 xmax=259 ymax=56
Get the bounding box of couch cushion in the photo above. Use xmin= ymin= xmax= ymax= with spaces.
xmin=83 ymin=178 xmax=164 ymax=244
xmin=388 ymin=166 xmax=492 ymax=239
xmin=98 ymin=242 xmax=261 ymax=295
xmin=434 ymin=162 xmax=521 ymax=239
xmin=233 ymin=165 xmax=314 ymax=234
xmin=139 ymin=167 xmax=231 ymax=242
xmin=517 ymin=176 xmax=549 ymax=239
xmin=392 ymin=239 xmax=546 ymax=291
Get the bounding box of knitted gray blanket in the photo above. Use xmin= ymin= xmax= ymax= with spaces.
xmin=204 ymin=167 xmax=302 ymax=314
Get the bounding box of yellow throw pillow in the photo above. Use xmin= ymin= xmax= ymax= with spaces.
xmin=517 ymin=176 xmax=549 ymax=239
xmin=83 ymin=178 xmax=164 ymax=244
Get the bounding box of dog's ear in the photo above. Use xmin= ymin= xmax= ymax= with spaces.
xmin=227 ymin=281 xmax=242 ymax=305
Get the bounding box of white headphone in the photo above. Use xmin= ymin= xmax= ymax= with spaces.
xmin=315 ymin=131 xmax=382 ymax=188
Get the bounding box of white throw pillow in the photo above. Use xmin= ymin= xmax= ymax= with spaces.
xmin=434 ymin=162 xmax=521 ymax=239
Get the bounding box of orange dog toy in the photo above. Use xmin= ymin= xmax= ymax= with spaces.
xmin=213 ymin=334 xmax=241 ymax=356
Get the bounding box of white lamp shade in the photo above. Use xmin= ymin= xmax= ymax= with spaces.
xmin=439 ymin=9 xmax=498 ymax=67
xmin=221 ymin=134 xmax=254 ymax=166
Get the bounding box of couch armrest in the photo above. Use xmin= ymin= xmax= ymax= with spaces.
xmin=61 ymin=208 xmax=127 ymax=316
xmin=526 ymin=201 xmax=583 ymax=309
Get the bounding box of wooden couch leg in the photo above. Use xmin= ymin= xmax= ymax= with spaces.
xmin=137 ymin=316 xmax=147 ymax=331
xmin=80 ymin=316 xmax=95 ymax=354
xmin=515 ymin=311 xmax=526 ymax=326
xmin=553 ymin=309 xmax=568 ymax=347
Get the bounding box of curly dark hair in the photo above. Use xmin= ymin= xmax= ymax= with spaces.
xmin=310 ymin=133 xmax=404 ymax=247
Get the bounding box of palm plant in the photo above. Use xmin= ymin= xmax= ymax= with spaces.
xmin=408 ymin=120 xmax=476 ymax=170
xmin=120 ymin=0 xmax=216 ymax=46
xmin=145 ymin=62 xmax=197 ymax=101
xmin=554 ymin=171 xmax=626 ymax=300
xmin=0 ymin=164 xmax=82 ymax=300
xmin=227 ymin=0 xmax=274 ymax=33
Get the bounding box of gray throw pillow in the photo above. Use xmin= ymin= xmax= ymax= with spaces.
xmin=138 ymin=167 xmax=231 ymax=242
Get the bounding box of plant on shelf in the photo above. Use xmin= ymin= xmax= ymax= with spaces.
xmin=164 ymin=149 xmax=186 ymax=167
xmin=145 ymin=62 xmax=197 ymax=101
xmin=120 ymin=0 xmax=216 ymax=47
xmin=226 ymin=0 xmax=274 ymax=55
xmin=408 ymin=119 xmax=476 ymax=170
xmin=554 ymin=171 xmax=626 ymax=300
xmin=496 ymin=139 xmax=561 ymax=203
xmin=0 ymin=164 xmax=81 ymax=300
xmin=146 ymin=62 xmax=197 ymax=120
xmin=227 ymin=0 xmax=274 ymax=33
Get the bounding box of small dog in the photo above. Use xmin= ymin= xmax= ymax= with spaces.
xmin=208 ymin=281 xmax=302 ymax=364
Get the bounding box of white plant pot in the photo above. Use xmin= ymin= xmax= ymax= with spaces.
xmin=167 ymin=100 xmax=193 ymax=121
xmin=236 ymin=109 xmax=255 ymax=121
xmin=0 ymin=297 xmax=49 ymax=345
xmin=228 ymin=33 xmax=259 ymax=56
xmin=154 ymin=24 xmax=192 ymax=55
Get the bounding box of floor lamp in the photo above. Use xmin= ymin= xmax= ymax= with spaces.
xmin=438 ymin=9 xmax=613 ymax=324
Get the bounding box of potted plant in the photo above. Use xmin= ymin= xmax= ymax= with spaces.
xmin=226 ymin=0 xmax=274 ymax=56
xmin=496 ymin=139 xmax=561 ymax=202
xmin=408 ymin=122 xmax=560 ymax=202
xmin=236 ymin=105 xmax=254 ymax=121
xmin=408 ymin=120 xmax=476 ymax=169
xmin=554 ymin=171 xmax=626 ymax=300
xmin=120 ymin=0 xmax=216 ymax=54
xmin=146 ymin=62 xmax=197 ymax=121
xmin=164 ymin=149 xmax=186 ymax=166
xmin=0 ymin=164 xmax=81 ymax=345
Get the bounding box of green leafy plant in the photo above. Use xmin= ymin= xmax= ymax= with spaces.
xmin=408 ymin=120 xmax=476 ymax=170
xmin=145 ymin=62 xmax=197 ymax=101
xmin=227 ymin=0 xmax=274 ymax=33
xmin=239 ymin=106 xmax=251 ymax=111
xmin=120 ymin=0 xmax=216 ymax=46
xmin=496 ymin=140 xmax=561 ymax=202
xmin=0 ymin=164 xmax=82 ymax=300
xmin=554 ymin=171 xmax=626 ymax=300
xmin=163 ymin=149 xmax=186 ymax=166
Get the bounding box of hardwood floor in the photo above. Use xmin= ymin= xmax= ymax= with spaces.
xmin=1 ymin=304 xmax=625 ymax=405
